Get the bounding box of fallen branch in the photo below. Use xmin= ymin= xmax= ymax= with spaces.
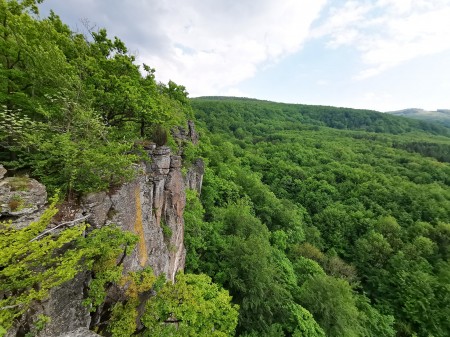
xmin=0 ymin=303 xmax=23 ymax=311
xmin=29 ymin=215 xmax=90 ymax=242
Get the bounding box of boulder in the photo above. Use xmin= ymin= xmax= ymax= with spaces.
xmin=0 ymin=169 xmax=47 ymax=228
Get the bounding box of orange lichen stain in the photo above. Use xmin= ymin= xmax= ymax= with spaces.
xmin=134 ymin=187 xmax=148 ymax=266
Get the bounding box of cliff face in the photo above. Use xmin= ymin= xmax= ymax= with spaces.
xmin=3 ymin=122 xmax=204 ymax=337
xmin=81 ymin=146 xmax=187 ymax=282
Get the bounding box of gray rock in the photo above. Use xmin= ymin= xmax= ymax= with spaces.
xmin=170 ymin=155 xmax=182 ymax=168
xmin=0 ymin=164 xmax=6 ymax=179
xmin=56 ymin=328 xmax=101 ymax=337
xmin=185 ymin=158 xmax=205 ymax=195
xmin=37 ymin=272 xmax=92 ymax=337
xmin=80 ymin=149 xmax=189 ymax=281
xmin=0 ymin=175 xmax=47 ymax=228
xmin=172 ymin=120 xmax=199 ymax=146
xmin=81 ymin=191 xmax=112 ymax=228
xmin=187 ymin=120 xmax=199 ymax=145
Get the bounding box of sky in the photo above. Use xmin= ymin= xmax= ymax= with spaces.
xmin=39 ymin=0 xmax=450 ymax=112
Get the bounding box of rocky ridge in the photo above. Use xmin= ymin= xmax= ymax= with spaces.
xmin=2 ymin=122 xmax=204 ymax=337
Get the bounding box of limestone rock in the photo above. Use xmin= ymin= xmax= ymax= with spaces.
xmin=81 ymin=191 xmax=112 ymax=228
xmin=187 ymin=120 xmax=199 ymax=145
xmin=172 ymin=120 xmax=199 ymax=150
xmin=80 ymin=147 xmax=188 ymax=281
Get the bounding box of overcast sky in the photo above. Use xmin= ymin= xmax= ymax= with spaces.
xmin=39 ymin=0 xmax=450 ymax=112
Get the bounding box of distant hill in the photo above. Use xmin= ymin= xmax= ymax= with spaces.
xmin=388 ymin=108 xmax=450 ymax=127
xmin=192 ymin=96 xmax=450 ymax=137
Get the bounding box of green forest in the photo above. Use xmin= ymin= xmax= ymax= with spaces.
xmin=1 ymin=1 xmax=450 ymax=337
xmin=185 ymin=97 xmax=450 ymax=337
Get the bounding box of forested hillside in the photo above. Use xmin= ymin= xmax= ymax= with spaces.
xmin=1 ymin=1 xmax=450 ymax=336
xmin=185 ymin=97 xmax=450 ymax=337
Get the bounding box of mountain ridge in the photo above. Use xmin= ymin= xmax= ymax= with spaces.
xmin=387 ymin=108 xmax=450 ymax=127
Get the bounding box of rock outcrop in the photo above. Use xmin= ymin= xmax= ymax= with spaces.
xmin=185 ymin=158 xmax=204 ymax=194
xmin=0 ymin=165 xmax=47 ymax=228
xmin=4 ymin=122 xmax=204 ymax=337
xmin=57 ymin=328 xmax=101 ymax=337
xmin=81 ymin=146 xmax=187 ymax=281
xmin=172 ymin=120 xmax=199 ymax=148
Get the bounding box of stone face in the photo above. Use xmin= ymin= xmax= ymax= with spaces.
xmin=185 ymin=158 xmax=205 ymax=195
xmin=0 ymin=164 xmax=6 ymax=179
xmin=150 ymin=146 xmax=171 ymax=175
xmin=6 ymin=273 xmax=92 ymax=337
xmin=170 ymin=155 xmax=182 ymax=168
xmin=81 ymin=191 xmax=112 ymax=228
xmin=80 ymin=148 xmax=189 ymax=281
xmin=0 ymin=169 xmax=47 ymax=229
xmin=56 ymin=328 xmax=101 ymax=337
xmin=164 ymin=164 xmax=186 ymax=282
xmin=172 ymin=120 xmax=199 ymax=151
xmin=37 ymin=273 xmax=92 ymax=337
xmin=187 ymin=120 xmax=199 ymax=145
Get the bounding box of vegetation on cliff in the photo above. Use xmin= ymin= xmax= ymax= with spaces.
xmin=0 ymin=1 xmax=238 ymax=336
xmin=0 ymin=0 xmax=192 ymax=196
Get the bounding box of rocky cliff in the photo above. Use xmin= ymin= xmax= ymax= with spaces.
xmin=81 ymin=146 xmax=187 ymax=282
xmin=2 ymin=122 xmax=204 ymax=337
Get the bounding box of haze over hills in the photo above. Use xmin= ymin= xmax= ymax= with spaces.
xmin=387 ymin=108 xmax=450 ymax=127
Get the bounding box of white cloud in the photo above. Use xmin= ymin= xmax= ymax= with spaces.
xmin=140 ymin=0 xmax=327 ymax=96
xmin=313 ymin=0 xmax=450 ymax=79
xmin=40 ymin=0 xmax=326 ymax=96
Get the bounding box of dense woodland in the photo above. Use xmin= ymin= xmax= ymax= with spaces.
xmin=1 ymin=1 xmax=450 ymax=337
xmin=185 ymin=97 xmax=450 ymax=337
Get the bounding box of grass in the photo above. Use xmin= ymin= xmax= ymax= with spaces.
xmin=8 ymin=176 xmax=31 ymax=191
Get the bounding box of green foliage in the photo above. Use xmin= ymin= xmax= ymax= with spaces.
xmin=289 ymin=304 xmax=326 ymax=337
xmin=0 ymin=1 xmax=193 ymax=195
xmin=161 ymin=220 xmax=173 ymax=241
xmin=141 ymin=273 xmax=239 ymax=337
xmin=77 ymin=226 xmax=138 ymax=310
xmin=107 ymin=268 xmax=158 ymax=337
xmin=190 ymin=98 xmax=450 ymax=336
xmin=298 ymin=274 xmax=362 ymax=337
xmin=0 ymin=201 xmax=139 ymax=335
xmin=28 ymin=131 xmax=139 ymax=195
xmin=108 ymin=301 xmax=138 ymax=337
xmin=184 ymin=189 xmax=214 ymax=272
xmin=0 ymin=199 xmax=86 ymax=331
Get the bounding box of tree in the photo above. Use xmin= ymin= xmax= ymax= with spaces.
xmin=298 ymin=274 xmax=362 ymax=337
xmin=0 ymin=200 xmax=86 ymax=332
xmin=141 ymin=273 xmax=239 ymax=337
xmin=0 ymin=198 xmax=138 ymax=335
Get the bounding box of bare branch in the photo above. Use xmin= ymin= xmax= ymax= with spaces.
xmin=29 ymin=215 xmax=90 ymax=242
xmin=0 ymin=303 xmax=23 ymax=311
